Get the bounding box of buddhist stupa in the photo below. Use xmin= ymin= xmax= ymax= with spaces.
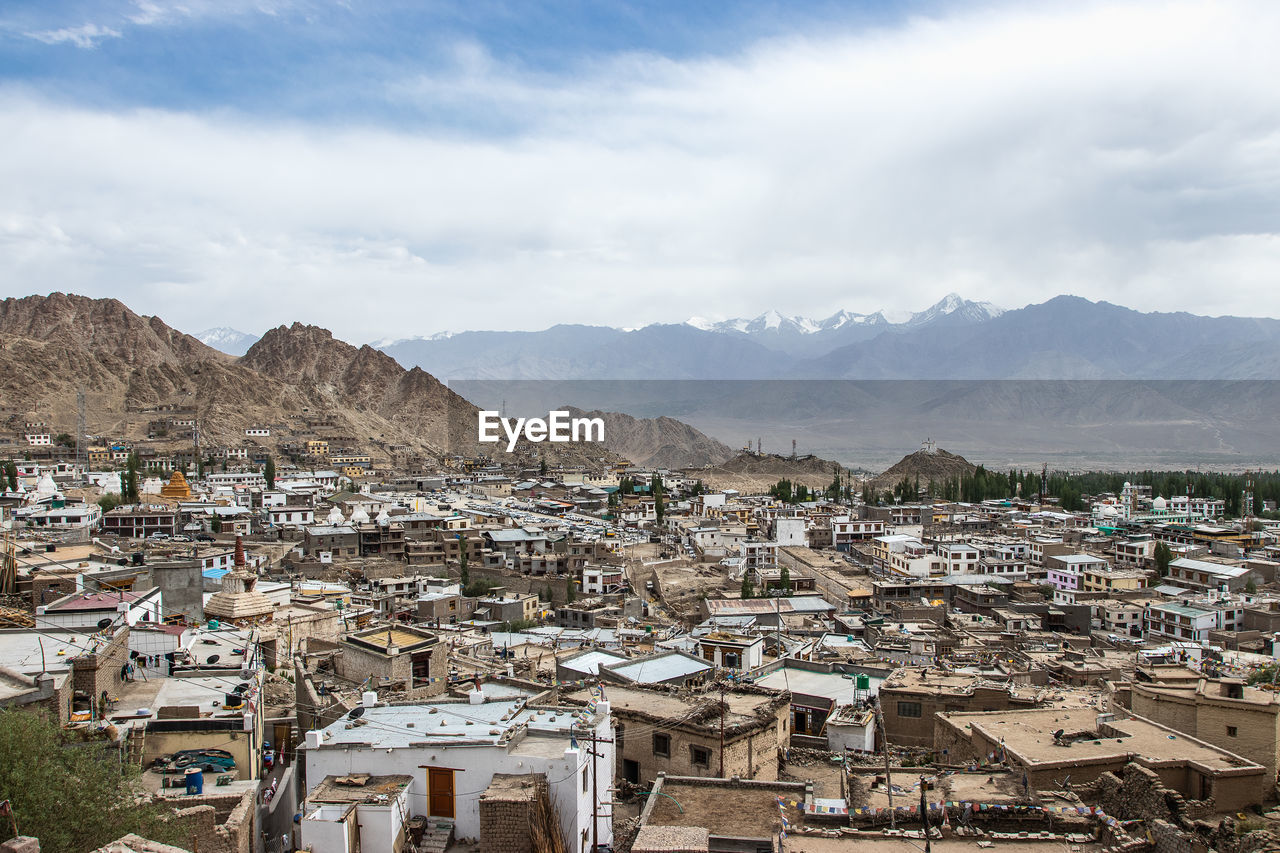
xmin=203 ymin=536 xmax=274 ymax=625
xmin=160 ymin=470 xmax=192 ymax=500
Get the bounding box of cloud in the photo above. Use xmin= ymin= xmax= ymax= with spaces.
xmin=1 ymin=0 xmax=1279 ymax=341
xmin=24 ymin=22 xmax=122 ymax=48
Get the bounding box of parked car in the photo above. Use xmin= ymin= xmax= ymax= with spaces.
xmin=195 ymin=533 xmax=215 ymax=542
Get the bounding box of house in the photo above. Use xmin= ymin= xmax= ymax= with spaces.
xmin=1166 ymin=557 xmax=1255 ymax=593
xmin=300 ymin=692 xmax=613 ymax=849
xmin=101 ymin=505 xmax=178 ymax=539
xmin=565 ymin=683 xmax=789 ymax=786
xmin=935 ymin=707 xmax=1266 ymax=812
xmin=35 ymin=587 xmax=164 ymax=630
xmin=336 ymin=625 xmax=447 ymax=699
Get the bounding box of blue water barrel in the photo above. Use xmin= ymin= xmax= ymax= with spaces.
xmin=185 ymin=767 xmax=204 ymax=795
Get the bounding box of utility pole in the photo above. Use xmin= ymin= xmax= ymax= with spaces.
xmin=590 ymin=725 xmax=599 ymax=853
xmin=719 ymin=684 xmax=726 ymax=777
xmin=874 ymin=698 xmax=894 ymax=828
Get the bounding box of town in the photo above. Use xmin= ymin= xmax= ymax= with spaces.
xmin=3 ymin=427 xmax=1280 ymax=853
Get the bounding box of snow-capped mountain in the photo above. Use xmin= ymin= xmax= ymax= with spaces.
xmin=686 ymin=294 xmax=1003 ymax=356
xmin=196 ymin=327 xmax=260 ymax=356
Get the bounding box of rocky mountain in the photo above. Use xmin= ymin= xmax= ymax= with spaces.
xmin=381 ymin=323 xmax=786 ymax=381
xmin=197 ymin=327 xmax=260 ymax=356
xmin=869 ymin=448 xmax=977 ymax=490
xmin=0 ymin=294 xmax=631 ymax=467
xmin=559 ymin=407 xmax=735 ymax=469
xmin=686 ymin=451 xmax=846 ymax=493
xmin=687 ymin=294 xmax=1005 ymax=358
xmin=795 ymin=295 xmax=1280 ymax=379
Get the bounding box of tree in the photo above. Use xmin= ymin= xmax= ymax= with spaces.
xmin=54 ymin=433 xmax=73 ymax=447
xmin=779 ymin=566 xmax=792 ymax=595
xmin=652 ymin=473 xmax=665 ymax=524
xmin=565 ymin=576 xmax=577 ymax=604
xmin=2 ymin=460 xmax=15 ymax=492
xmin=1245 ymin=577 xmax=1258 ymax=595
xmin=740 ymin=576 xmax=754 ymax=599
xmin=540 ymin=584 xmax=553 ymax=602
xmin=1153 ymin=540 xmax=1173 ymax=577
xmin=123 ymin=452 xmax=140 ymax=504
xmin=539 ymin=455 xmax=548 ymax=477
xmin=264 ymin=455 xmax=276 ymax=489
xmin=97 ymin=494 xmax=120 ymax=513
xmin=0 ymin=708 xmax=188 ymax=853
xmin=458 ymin=535 xmax=470 ymax=587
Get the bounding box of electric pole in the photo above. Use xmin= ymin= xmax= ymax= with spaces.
xmin=875 ymin=698 xmax=894 ymax=828
xmin=718 ymin=685 xmax=726 ymax=778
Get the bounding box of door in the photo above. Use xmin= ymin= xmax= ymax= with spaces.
xmin=428 ymin=768 xmax=455 ymax=818
xmin=622 ymin=759 xmax=639 ymax=784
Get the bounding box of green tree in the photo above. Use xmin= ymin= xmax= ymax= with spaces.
xmin=0 ymin=708 xmax=187 ymax=853
xmin=740 ymin=576 xmax=754 ymax=599
xmin=123 ymin=452 xmax=140 ymax=504
xmin=2 ymin=460 xmax=16 ymax=492
xmin=779 ymin=566 xmax=792 ymax=595
xmin=54 ymin=433 xmax=73 ymax=447
xmin=264 ymin=455 xmax=276 ymax=489
xmin=539 ymin=455 xmax=548 ymax=476
xmin=1153 ymin=540 xmax=1173 ymax=577
xmin=540 ymin=584 xmax=553 ymax=602
xmin=1245 ymin=577 xmax=1258 ymax=595
xmin=97 ymin=493 xmax=121 ymax=513
xmin=652 ymin=473 xmax=665 ymax=524
xmin=565 ymin=576 xmax=577 ymax=604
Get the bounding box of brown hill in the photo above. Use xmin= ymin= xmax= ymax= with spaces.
xmin=0 ymin=294 xmax=619 ymax=467
xmin=561 ymin=406 xmax=735 ymax=469
xmin=870 ymin=447 xmax=976 ymax=489
xmin=686 ymin=452 xmax=843 ymax=494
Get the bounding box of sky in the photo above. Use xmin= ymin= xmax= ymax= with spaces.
xmin=1 ymin=0 xmax=1278 ymax=343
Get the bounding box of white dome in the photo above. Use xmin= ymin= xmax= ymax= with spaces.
xmin=141 ymin=477 xmax=164 ymax=494
xmin=1123 ymin=482 xmax=1132 ymax=490
xmin=1152 ymin=497 xmax=1167 ymax=511
xmin=350 ymin=506 xmax=370 ymax=524
xmin=376 ymin=509 xmax=391 ymax=527
xmin=326 ymin=506 xmax=344 ymax=525
xmin=35 ymin=472 xmax=57 ymax=498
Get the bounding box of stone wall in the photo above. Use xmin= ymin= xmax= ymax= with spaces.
xmin=167 ymin=789 xmax=255 ymax=853
xmin=478 ymin=774 xmax=550 ymax=853
xmin=71 ymin=627 xmax=131 ymax=714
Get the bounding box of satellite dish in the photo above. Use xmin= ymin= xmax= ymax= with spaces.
xmin=96 ymin=618 xmax=114 ymax=630
xmin=348 ymin=707 xmax=366 ymax=720
xmin=206 ymin=654 xmax=220 ymax=665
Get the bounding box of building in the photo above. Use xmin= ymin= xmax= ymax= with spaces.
xmin=336 ymin=625 xmax=447 ymax=699
xmin=567 ymin=684 xmax=789 ymax=786
xmin=1165 ymin=557 xmax=1255 ymax=593
xmin=877 ymin=668 xmax=1045 ymax=746
xmin=101 ymin=505 xmax=178 ymax=539
xmin=300 ymin=693 xmax=613 ymax=849
xmin=1130 ymin=677 xmax=1280 ymax=796
xmin=35 ymin=587 xmax=164 ymax=630
xmin=935 ymin=707 xmax=1266 ymax=812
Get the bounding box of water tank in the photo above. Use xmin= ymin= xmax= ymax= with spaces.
xmin=855 ymin=674 xmax=870 ymax=690
xmin=184 ymin=767 xmax=203 ymax=795
xmin=208 ymin=620 xmax=220 ymax=630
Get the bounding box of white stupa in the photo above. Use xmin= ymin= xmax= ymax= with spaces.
xmin=376 ymin=508 xmax=391 ymax=527
xmin=33 ymin=472 xmax=59 ymax=502
xmin=326 ymin=505 xmax=345 ymax=525
xmin=101 ymin=471 xmax=123 ymax=495
xmin=350 ymin=506 xmax=370 ymax=524
xmin=141 ymin=477 xmax=164 ymax=495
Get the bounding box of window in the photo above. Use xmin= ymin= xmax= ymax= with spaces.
xmin=690 ymin=745 xmax=711 ymax=768
xmin=1227 ymin=726 xmax=1238 ymax=737
xmin=897 ymin=701 xmax=923 ymax=719
xmin=653 ymin=733 xmax=670 ymax=757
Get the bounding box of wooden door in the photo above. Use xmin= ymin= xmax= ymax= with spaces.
xmin=428 ymin=768 xmax=455 ymax=818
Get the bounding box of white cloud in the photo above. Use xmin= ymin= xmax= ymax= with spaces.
xmin=2 ymin=0 xmax=1279 ymax=341
xmin=24 ymin=22 xmax=122 ymax=48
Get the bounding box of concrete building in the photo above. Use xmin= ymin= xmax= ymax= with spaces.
xmin=300 ymin=694 xmax=613 ymax=849
xmin=566 ymin=684 xmax=789 ymax=787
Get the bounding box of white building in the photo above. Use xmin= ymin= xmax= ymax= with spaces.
xmin=35 ymin=587 xmax=164 ymax=630
xmin=301 ymin=692 xmax=613 ymax=851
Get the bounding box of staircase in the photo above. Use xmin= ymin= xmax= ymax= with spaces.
xmin=125 ymin=725 xmax=147 ymax=767
xmin=415 ymin=818 xmax=455 ymax=853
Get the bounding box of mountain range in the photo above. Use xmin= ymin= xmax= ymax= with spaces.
xmin=359 ymin=294 xmax=1280 ymax=380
